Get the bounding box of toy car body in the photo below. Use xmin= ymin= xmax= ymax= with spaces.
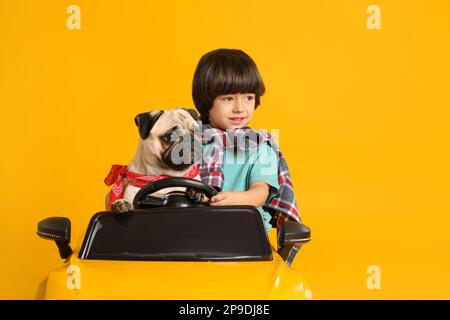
xmin=36 ymin=178 xmax=311 ymax=300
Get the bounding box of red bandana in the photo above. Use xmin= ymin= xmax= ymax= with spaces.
xmin=104 ymin=164 xmax=200 ymax=210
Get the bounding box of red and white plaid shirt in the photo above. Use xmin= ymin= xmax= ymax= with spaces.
xmin=200 ymin=125 xmax=301 ymax=233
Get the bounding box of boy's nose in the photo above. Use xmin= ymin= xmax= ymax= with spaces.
xmin=232 ymin=99 xmax=245 ymax=113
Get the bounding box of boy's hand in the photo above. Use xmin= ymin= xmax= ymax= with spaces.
xmin=209 ymin=181 xmax=270 ymax=207
xmin=210 ymin=191 xmax=250 ymax=206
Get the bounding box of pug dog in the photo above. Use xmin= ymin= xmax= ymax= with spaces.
xmin=106 ymin=108 xmax=205 ymax=213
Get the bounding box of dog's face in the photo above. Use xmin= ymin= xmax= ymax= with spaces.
xmin=134 ymin=108 xmax=200 ymax=171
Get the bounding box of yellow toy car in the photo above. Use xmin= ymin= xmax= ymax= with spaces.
xmin=36 ymin=178 xmax=312 ymax=299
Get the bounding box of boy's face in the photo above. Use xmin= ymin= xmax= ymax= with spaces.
xmin=208 ymin=93 xmax=256 ymax=130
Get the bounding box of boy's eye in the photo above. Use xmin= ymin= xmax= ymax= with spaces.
xmin=245 ymin=95 xmax=255 ymax=101
xmin=223 ymin=96 xmax=233 ymax=102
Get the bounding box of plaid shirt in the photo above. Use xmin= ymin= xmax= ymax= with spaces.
xmin=200 ymin=125 xmax=301 ymax=235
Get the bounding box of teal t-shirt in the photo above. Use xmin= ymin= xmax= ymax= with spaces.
xmin=221 ymin=143 xmax=279 ymax=233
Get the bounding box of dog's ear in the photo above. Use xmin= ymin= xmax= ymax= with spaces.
xmin=182 ymin=108 xmax=199 ymax=121
xmin=134 ymin=110 xmax=164 ymax=140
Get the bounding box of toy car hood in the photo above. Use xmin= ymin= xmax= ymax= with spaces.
xmin=41 ymin=248 xmax=312 ymax=300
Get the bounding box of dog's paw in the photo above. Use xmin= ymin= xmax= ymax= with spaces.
xmin=111 ymin=199 xmax=133 ymax=213
xmin=186 ymin=188 xmax=209 ymax=204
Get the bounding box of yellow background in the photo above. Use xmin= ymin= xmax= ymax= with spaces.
xmin=1 ymin=0 xmax=449 ymax=299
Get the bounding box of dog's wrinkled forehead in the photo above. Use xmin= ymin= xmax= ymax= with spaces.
xmin=152 ymin=109 xmax=198 ymax=135
xmin=134 ymin=108 xmax=198 ymax=140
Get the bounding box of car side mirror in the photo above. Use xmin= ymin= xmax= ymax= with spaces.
xmin=37 ymin=217 xmax=73 ymax=259
xmin=278 ymin=221 xmax=311 ymax=266
xmin=279 ymin=220 xmax=311 ymax=246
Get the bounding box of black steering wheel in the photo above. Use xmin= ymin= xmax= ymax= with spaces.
xmin=132 ymin=177 xmax=218 ymax=209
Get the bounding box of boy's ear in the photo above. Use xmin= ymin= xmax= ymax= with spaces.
xmin=182 ymin=108 xmax=199 ymax=121
xmin=134 ymin=110 xmax=164 ymax=140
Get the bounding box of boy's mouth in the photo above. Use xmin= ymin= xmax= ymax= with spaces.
xmin=228 ymin=117 xmax=246 ymax=125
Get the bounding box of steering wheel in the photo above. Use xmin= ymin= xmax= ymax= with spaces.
xmin=132 ymin=177 xmax=218 ymax=209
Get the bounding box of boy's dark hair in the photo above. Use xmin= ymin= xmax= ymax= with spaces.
xmin=192 ymin=49 xmax=266 ymax=123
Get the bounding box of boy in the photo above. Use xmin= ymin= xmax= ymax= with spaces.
xmin=192 ymin=48 xmax=299 ymax=233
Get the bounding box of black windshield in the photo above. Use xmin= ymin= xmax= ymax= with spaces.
xmin=79 ymin=206 xmax=272 ymax=261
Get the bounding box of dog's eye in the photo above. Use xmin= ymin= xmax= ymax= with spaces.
xmin=163 ymin=133 xmax=173 ymax=143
